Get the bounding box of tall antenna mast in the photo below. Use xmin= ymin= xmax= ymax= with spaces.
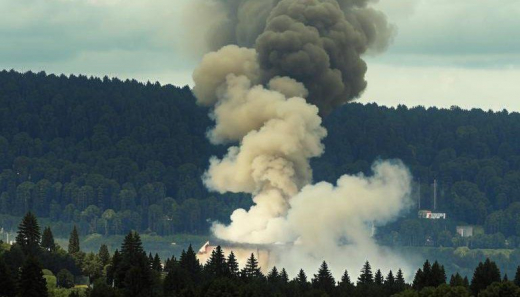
xmin=418 ymin=179 xmax=421 ymax=210
xmin=433 ymin=179 xmax=437 ymax=210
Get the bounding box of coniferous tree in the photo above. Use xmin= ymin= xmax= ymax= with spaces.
xmin=98 ymin=244 xmax=110 ymax=267
xmin=280 ymin=268 xmax=289 ymax=284
xmin=396 ymin=268 xmax=406 ymax=291
xmin=152 ymin=253 xmax=162 ymax=272
xmin=412 ymin=268 xmax=423 ymax=290
xmin=357 ymin=261 xmax=374 ymax=285
xmin=40 ymin=227 xmax=55 ymax=252
xmin=504 ymin=274 xmax=509 ymax=282
xmin=241 ymin=253 xmax=262 ymax=280
xmin=68 ymin=225 xmax=80 ymax=255
xmin=227 ymin=252 xmax=239 ymax=278
xmin=106 ymin=249 xmax=121 ymax=287
xmin=463 ymin=276 xmax=470 ymax=288
xmin=57 ymin=269 xmax=74 ymax=288
xmin=375 ymin=269 xmax=384 ymax=286
xmin=117 ymin=232 xmax=153 ymax=296
xmin=338 ymin=269 xmax=354 ymax=296
xmin=430 ymin=261 xmax=446 ymax=287
xmin=470 ymin=258 xmax=501 ymax=296
xmin=205 ymin=246 xmax=226 ymax=278
xmin=296 ymin=269 xmax=310 ymax=291
xmin=17 ymin=256 xmax=48 ymax=297
xmin=164 ymin=256 xmax=177 ymax=274
xmin=15 ymin=212 xmax=41 ymax=255
xmin=383 ymin=270 xmax=395 ymax=294
xmin=267 ymin=266 xmax=280 ymax=284
xmin=515 ymin=266 xmax=520 ymax=287
xmin=179 ymin=244 xmax=201 ymax=281
xmin=0 ymin=257 xmax=16 ymax=297
xmin=312 ymin=261 xmax=335 ymax=296
xmin=449 ymin=273 xmax=464 ymax=287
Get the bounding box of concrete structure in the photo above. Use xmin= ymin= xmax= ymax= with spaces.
xmin=456 ymin=226 xmax=474 ymax=238
xmin=418 ymin=210 xmax=446 ymax=219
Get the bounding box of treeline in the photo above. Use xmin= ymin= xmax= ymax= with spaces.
xmin=3 ymin=70 xmax=520 ymax=245
xmin=2 ymin=212 xmax=520 ymax=297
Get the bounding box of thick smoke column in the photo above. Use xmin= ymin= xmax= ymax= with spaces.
xmin=201 ymin=0 xmax=395 ymax=114
xmin=192 ymin=0 xmax=411 ymax=276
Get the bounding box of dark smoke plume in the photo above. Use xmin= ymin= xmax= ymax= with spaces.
xmin=204 ymin=0 xmax=395 ymax=114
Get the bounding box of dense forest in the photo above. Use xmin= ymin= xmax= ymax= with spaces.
xmin=1 ymin=70 xmax=520 ymax=249
xmin=2 ymin=212 xmax=520 ymax=297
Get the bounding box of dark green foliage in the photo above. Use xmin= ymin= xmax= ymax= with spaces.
xmin=115 ymin=232 xmax=153 ymax=296
xmin=412 ymin=260 xmax=446 ymax=290
xmin=17 ymin=256 xmax=48 ymax=297
xmin=241 ymin=253 xmax=262 ymax=280
xmin=15 ymin=212 xmax=41 ymax=255
xmin=470 ymin=258 xmax=502 ymax=296
xmin=98 ymin=244 xmax=110 ymax=266
xmin=312 ymin=261 xmax=335 ymax=296
xmin=375 ymin=269 xmax=383 ymax=285
xmin=57 ymin=268 xmax=74 ymax=288
xmin=267 ymin=266 xmax=279 ymax=284
xmin=338 ymin=269 xmax=354 ymax=296
xmin=227 ymin=252 xmax=239 ymax=278
xmin=515 ymin=266 xmax=520 ymax=286
xmin=40 ymin=227 xmax=55 ymax=252
xmin=179 ymin=244 xmax=202 ymax=281
xmin=479 ymin=281 xmax=520 ymax=297
xmin=67 ymin=226 xmax=80 ymax=255
xmin=449 ymin=273 xmax=464 ymax=287
xmin=152 ymin=253 xmax=162 ymax=272
xmin=205 ymin=278 xmax=239 ymax=297
xmin=0 ymin=257 xmax=17 ymax=297
xmin=205 ymin=246 xmax=227 ymax=278
xmin=357 ymin=261 xmax=374 ymax=285
xmin=295 ymin=269 xmax=310 ymax=291
xmin=106 ymin=249 xmax=121 ymax=287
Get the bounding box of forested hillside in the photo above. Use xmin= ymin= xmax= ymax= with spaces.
xmin=1 ymin=70 xmax=520 ymax=247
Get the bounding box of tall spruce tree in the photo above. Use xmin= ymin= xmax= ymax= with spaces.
xmin=227 ymin=252 xmax=239 ymax=278
xmin=375 ymin=269 xmax=384 ymax=286
xmin=430 ymin=261 xmax=446 ymax=287
xmin=17 ymin=256 xmax=48 ymax=297
xmin=98 ymin=244 xmax=110 ymax=267
xmin=205 ymin=246 xmax=227 ymax=278
xmin=470 ymin=258 xmax=501 ymax=296
xmin=450 ymin=273 xmax=465 ymax=287
xmin=241 ymin=253 xmax=262 ymax=280
xmin=396 ymin=269 xmax=406 ymax=292
xmin=68 ymin=225 xmax=80 ymax=255
xmin=515 ymin=266 xmax=520 ymax=287
xmin=153 ymin=253 xmax=162 ymax=272
xmin=384 ymin=270 xmax=396 ymax=295
xmin=296 ymin=269 xmax=310 ymax=290
xmin=179 ymin=244 xmax=201 ymax=281
xmin=280 ymin=268 xmax=289 ymax=284
xmin=267 ymin=266 xmax=280 ymax=284
xmin=118 ymin=232 xmax=153 ymax=296
xmin=0 ymin=257 xmax=16 ymax=297
xmin=338 ymin=269 xmax=354 ymax=295
xmin=358 ymin=261 xmax=374 ymax=285
xmin=40 ymin=227 xmax=55 ymax=252
xmin=15 ymin=212 xmax=41 ymax=255
xmin=312 ymin=261 xmax=336 ymax=296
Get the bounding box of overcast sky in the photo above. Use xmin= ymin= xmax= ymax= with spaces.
xmin=1 ymin=0 xmax=519 ymax=111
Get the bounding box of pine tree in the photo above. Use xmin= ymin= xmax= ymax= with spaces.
xmin=98 ymin=244 xmax=110 ymax=266
xmin=267 ymin=266 xmax=280 ymax=283
xmin=179 ymin=244 xmax=201 ymax=281
xmin=449 ymin=273 xmax=464 ymax=287
xmin=106 ymin=249 xmax=121 ymax=287
xmin=40 ymin=227 xmax=55 ymax=252
xmin=384 ymin=270 xmax=396 ymax=295
xmin=0 ymin=257 xmax=16 ymax=297
xmin=412 ymin=268 xmax=423 ymax=290
xmin=227 ymin=252 xmax=239 ymax=278
xmin=358 ymin=261 xmax=374 ymax=285
xmin=153 ymin=253 xmax=162 ymax=272
xmin=430 ymin=261 xmax=446 ymax=287
xmin=338 ymin=269 xmax=354 ymax=295
xmin=68 ymin=225 xmax=80 ymax=255
xmin=15 ymin=212 xmax=41 ymax=255
xmin=375 ymin=269 xmax=384 ymax=285
xmin=296 ymin=269 xmax=309 ymax=290
xmin=470 ymin=258 xmax=501 ymax=296
xmin=396 ymin=268 xmax=406 ymax=292
xmin=205 ymin=246 xmax=227 ymax=278
xmin=515 ymin=266 xmax=520 ymax=286
xmin=241 ymin=253 xmax=262 ymax=280
xmin=463 ymin=276 xmax=470 ymax=288
xmin=17 ymin=256 xmax=48 ymax=297
xmin=312 ymin=261 xmax=336 ymax=295
xmin=118 ymin=232 xmax=153 ymax=296
xmin=280 ymin=268 xmax=289 ymax=284
xmin=504 ymin=273 xmax=509 ymax=282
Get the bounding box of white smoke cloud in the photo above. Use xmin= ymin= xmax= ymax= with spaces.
xmin=192 ymin=1 xmax=413 ymax=279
